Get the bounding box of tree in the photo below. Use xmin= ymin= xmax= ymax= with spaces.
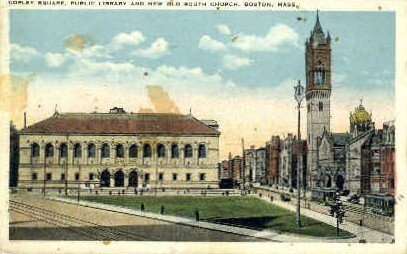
xmin=329 ymin=192 xmax=346 ymax=235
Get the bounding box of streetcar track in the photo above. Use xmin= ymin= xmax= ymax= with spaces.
xmin=9 ymin=200 xmax=158 ymax=241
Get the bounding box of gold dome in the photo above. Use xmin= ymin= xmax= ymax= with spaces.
xmin=350 ymin=104 xmax=372 ymax=124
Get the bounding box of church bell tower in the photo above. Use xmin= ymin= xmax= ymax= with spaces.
xmin=306 ymin=11 xmax=332 ymax=188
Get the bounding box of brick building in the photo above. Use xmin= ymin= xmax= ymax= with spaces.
xmin=266 ymin=136 xmax=280 ymax=185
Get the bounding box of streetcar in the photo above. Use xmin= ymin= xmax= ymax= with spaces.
xmin=311 ymin=188 xmax=337 ymax=205
xmin=364 ymin=194 xmax=395 ymax=216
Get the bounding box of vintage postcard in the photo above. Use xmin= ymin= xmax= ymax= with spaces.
xmin=0 ymin=0 xmax=406 ymax=253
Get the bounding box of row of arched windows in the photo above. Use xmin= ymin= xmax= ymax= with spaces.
xmin=31 ymin=142 xmax=207 ymax=159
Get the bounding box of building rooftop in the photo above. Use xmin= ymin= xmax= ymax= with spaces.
xmin=20 ymin=111 xmax=220 ymax=136
xmin=332 ymin=133 xmax=351 ymax=146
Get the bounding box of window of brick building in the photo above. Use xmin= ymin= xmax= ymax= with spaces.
xmin=32 ymin=172 xmax=37 ymax=180
xmin=186 ymin=173 xmax=191 ymax=181
xmin=75 ymin=173 xmax=80 ymax=181
xmin=199 ymin=173 xmax=206 ymax=181
xmin=46 ymin=173 xmax=52 ymax=181
xmin=89 ymin=173 xmax=94 ymax=181
xmin=144 ymin=173 xmax=150 ymax=182
xmin=61 ymin=173 xmax=65 ymax=181
xmin=159 ymin=173 xmax=163 ymax=181
xmin=173 ymin=173 xmax=178 ymax=181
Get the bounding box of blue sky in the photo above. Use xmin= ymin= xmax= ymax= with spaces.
xmin=9 ymin=10 xmax=395 ymax=158
xmin=10 ymin=10 xmax=395 ymax=90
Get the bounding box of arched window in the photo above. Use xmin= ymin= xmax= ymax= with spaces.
xmin=184 ymin=144 xmax=193 ymax=158
xmin=88 ymin=143 xmax=96 ymax=158
xmin=74 ymin=143 xmax=82 ymax=157
xmin=129 ymin=144 xmax=137 ymax=158
xmin=171 ymin=144 xmax=179 ymax=158
xmin=45 ymin=143 xmax=54 ymax=157
xmin=314 ymin=61 xmax=325 ymax=86
xmin=157 ymin=144 xmax=165 ymax=158
xmin=143 ymin=144 xmax=152 ymax=158
xmin=31 ymin=143 xmax=40 ymax=157
xmin=116 ymin=144 xmax=124 ymax=158
xmin=198 ymin=144 xmax=206 ymax=158
xmin=318 ymin=101 xmax=323 ymax=111
xmin=60 ymin=143 xmax=68 ymax=158
xmin=101 ymin=143 xmax=110 ymax=158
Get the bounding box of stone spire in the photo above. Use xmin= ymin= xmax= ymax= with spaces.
xmin=311 ymin=11 xmax=326 ymax=44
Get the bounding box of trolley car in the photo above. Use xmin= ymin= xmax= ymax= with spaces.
xmin=311 ymin=188 xmax=337 ymax=205
xmin=364 ymin=194 xmax=394 ymax=216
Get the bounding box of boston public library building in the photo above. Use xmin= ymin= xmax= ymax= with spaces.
xmin=18 ymin=107 xmax=221 ymax=192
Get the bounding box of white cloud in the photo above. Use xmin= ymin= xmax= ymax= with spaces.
xmin=217 ymin=24 xmax=231 ymax=35
xmin=10 ymin=44 xmax=39 ymax=63
xmin=222 ymin=54 xmax=253 ymax=70
xmin=232 ymin=24 xmax=299 ymax=52
xmin=133 ymin=38 xmax=169 ymax=59
xmin=45 ymin=52 xmax=69 ymax=68
xmin=198 ymin=35 xmax=227 ymax=52
xmin=111 ymin=31 xmax=145 ymax=48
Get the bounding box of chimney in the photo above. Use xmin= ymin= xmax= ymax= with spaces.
xmin=23 ymin=112 xmax=27 ymax=129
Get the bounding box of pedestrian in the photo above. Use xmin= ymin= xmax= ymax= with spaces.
xmin=195 ymin=208 xmax=200 ymax=221
xmin=141 ymin=203 xmax=145 ymax=212
xmin=160 ymin=205 xmax=164 ymax=215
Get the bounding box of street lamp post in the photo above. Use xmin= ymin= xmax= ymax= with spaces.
xmin=294 ymin=79 xmax=305 ymax=227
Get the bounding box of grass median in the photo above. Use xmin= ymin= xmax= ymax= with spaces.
xmin=78 ymin=195 xmax=354 ymax=238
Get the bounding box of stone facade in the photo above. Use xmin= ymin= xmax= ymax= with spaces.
xmin=255 ymin=148 xmax=267 ymax=184
xmin=317 ymin=131 xmax=349 ymax=190
xmin=18 ymin=110 xmax=220 ymax=190
xmin=279 ymin=134 xmax=297 ymax=189
xmin=230 ymin=156 xmax=244 ymax=185
xmin=305 ymin=12 xmax=332 ymax=188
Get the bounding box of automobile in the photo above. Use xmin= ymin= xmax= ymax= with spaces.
xmin=280 ymin=194 xmax=291 ymax=202
xmin=347 ymin=194 xmax=360 ymax=204
xmin=340 ymin=190 xmax=350 ymax=196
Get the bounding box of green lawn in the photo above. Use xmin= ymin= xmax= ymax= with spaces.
xmin=79 ymin=195 xmax=354 ymax=238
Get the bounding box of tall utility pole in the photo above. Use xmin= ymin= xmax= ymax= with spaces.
xmin=294 ymin=79 xmax=305 ymax=227
xmin=241 ymin=138 xmax=245 ymax=193
xmin=77 ymin=165 xmax=81 ymax=203
xmin=43 ymin=147 xmax=46 ymax=197
xmin=64 ymin=161 xmax=68 ymax=196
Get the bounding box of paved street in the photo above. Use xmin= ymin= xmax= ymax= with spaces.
xmin=9 ymin=193 xmax=261 ymax=241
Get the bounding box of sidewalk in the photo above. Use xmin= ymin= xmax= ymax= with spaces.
xmin=255 ymin=194 xmax=394 ymax=243
xmin=48 ymin=196 xmax=358 ymax=242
